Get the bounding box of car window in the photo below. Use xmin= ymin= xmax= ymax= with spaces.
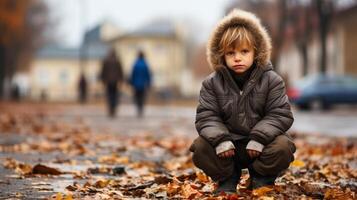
xmin=295 ymin=75 xmax=318 ymax=89
xmin=341 ymin=76 xmax=357 ymax=87
xmin=317 ymin=77 xmax=341 ymax=86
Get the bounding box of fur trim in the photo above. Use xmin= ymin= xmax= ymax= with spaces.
xmin=207 ymin=9 xmax=272 ymax=71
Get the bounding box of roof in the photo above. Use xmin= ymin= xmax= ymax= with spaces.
xmin=36 ymin=22 xmax=112 ymax=60
xmin=36 ymin=44 xmax=108 ymax=60
xmin=36 ymin=46 xmax=80 ymax=59
xmin=113 ymin=19 xmax=177 ymax=40
xmin=83 ymin=24 xmax=102 ymax=43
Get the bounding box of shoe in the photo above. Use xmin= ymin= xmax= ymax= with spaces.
xmin=247 ymin=167 xmax=276 ymax=190
xmin=247 ymin=175 xmax=276 ymax=190
xmin=214 ymin=169 xmax=241 ymax=194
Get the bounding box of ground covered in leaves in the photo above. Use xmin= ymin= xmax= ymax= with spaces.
xmin=0 ymin=104 xmax=356 ymax=199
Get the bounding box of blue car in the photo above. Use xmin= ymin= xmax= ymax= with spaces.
xmin=287 ymin=74 xmax=357 ymax=110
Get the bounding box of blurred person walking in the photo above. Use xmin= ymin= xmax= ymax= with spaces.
xmin=78 ymin=73 xmax=88 ymax=104
xmin=100 ymin=49 xmax=124 ymax=117
xmin=129 ymin=50 xmax=152 ymax=117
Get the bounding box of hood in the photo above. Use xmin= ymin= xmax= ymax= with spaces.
xmin=207 ymin=9 xmax=272 ymax=71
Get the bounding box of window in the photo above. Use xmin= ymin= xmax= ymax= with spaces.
xmin=59 ymin=70 xmax=68 ymax=84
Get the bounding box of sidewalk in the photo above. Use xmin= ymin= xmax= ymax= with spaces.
xmin=0 ymin=102 xmax=356 ymax=199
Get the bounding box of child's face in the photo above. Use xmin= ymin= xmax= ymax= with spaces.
xmin=224 ymin=40 xmax=255 ymax=74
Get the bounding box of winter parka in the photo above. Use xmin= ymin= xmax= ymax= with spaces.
xmin=129 ymin=57 xmax=152 ymax=91
xmin=195 ymin=9 xmax=294 ymax=147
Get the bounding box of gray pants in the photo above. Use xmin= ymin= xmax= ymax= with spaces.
xmin=189 ymin=135 xmax=296 ymax=182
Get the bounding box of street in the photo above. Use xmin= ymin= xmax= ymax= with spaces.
xmin=4 ymin=102 xmax=355 ymax=138
xmin=0 ymin=102 xmax=356 ymax=199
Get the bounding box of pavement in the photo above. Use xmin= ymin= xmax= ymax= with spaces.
xmin=0 ymin=101 xmax=357 ymax=199
xmin=32 ymin=102 xmax=357 ymax=137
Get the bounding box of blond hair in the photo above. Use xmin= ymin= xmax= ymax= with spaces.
xmin=218 ymin=26 xmax=256 ymax=64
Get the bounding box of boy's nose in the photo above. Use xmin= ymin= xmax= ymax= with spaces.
xmin=234 ymin=54 xmax=241 ymax=61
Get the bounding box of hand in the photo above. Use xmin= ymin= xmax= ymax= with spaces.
xmin=218 ymin=149 xmax=235 ymax=158
xmin=247 ymin=149 xmax=261 ymax=158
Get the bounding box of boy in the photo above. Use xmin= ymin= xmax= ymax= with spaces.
xmin=190 ymin=9 xmax=296 ymax=193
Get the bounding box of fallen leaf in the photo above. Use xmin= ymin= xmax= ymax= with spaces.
xmin=32 ymin=164 xmax=62 ymax=175
xmin=196 ymin=171 xmax=209 ymax=183
xmin=181 ymin=183 xmax=202 ymax=199
xmin=252 ymin=186 xmax=274 ymax=197
xmin=56 ymin=192 xmax=63 ymax=200
xmin=65 ymin=193 xmax=73 ymax=200
xmin=94 ymin=179 xmax=110 ymax=188
xmin=166 ymin=182 xmax=180 ymax=196
xmin=290 ymin=160 xmax=305 ymax=168
xmin=324 ymin=188 xmax=354 ymax=200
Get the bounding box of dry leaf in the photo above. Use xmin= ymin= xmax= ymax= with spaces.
xmin=166 ymin=182 xmax=180 ymax=196
xmin=181 ymin=183 xmax=202 ymax=199
xmin=94 ymin=179 xmax=110 ymax=188
xmin=324 ymin=188 xmax=354 ymax=200
xmin=252 ymin=186 xmax=274 ymax=197
xmin=56 ymin=192 xmax=63 ymax=200
xmin=196 ymin=171 xmax=209 ymax=183
xmin=290 ymin=159 xmax=305 ymax=167
xmin=98 ymin=154 xmax=129 ymax=164
xmin=32 ymin=164 xmax=62 ymax=175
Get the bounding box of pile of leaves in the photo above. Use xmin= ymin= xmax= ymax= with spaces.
xmin=0 ymin=111 xmax=356 ymax=199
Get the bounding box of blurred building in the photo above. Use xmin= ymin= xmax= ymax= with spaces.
xmin=28 ymin=19 xmax=198 ymax=101
xmin=29 ymin=21 xmax=119 ymax=101
xmin=278 ymin=3 xmax=357 ymax=85
xmin=110 ymin=19 xmax=191 ymax=98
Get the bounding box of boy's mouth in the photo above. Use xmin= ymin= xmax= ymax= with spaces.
xmin=233 ymin=65 xmax=245 ymax=68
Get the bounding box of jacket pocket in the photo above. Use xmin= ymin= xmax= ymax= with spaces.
xmin=250 ymin=92 xmax=266 ymax=115
xmin=217 ymin=96 xmax=233 ymax=120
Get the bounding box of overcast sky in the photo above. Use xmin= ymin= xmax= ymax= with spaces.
xmin=45 ymin=0 xmax=232 ymax=47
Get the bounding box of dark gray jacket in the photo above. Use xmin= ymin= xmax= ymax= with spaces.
xmin=195 ymin=9 xmax=293 ymax=147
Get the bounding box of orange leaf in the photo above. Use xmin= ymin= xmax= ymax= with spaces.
xmin=166 ymin=182 xmax=180 ymax=196
xmin=252 ymin=186 xmax=273 ymax=197
xmin=290 ymin=160 xmax=305 ymax=168
xmin=196 ymin=171 xmax=209 ymax=183
xmin=181 ymin=183 xmax=202 ymax=199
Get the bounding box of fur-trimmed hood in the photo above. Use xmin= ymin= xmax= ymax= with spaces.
xmin=207 ymin=9 xmax=272 ymax=71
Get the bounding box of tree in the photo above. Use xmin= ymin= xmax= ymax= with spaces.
xmin=288 ymin=0 xmax=315 ymax=76
xmin=0 ymin=0 xmax=49 ymax=98
xmin=315 ymin=0 xmax=334 ymax=74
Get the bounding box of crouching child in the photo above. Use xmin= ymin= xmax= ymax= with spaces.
xmin=190 ymin=9 xmax=296 ymax=194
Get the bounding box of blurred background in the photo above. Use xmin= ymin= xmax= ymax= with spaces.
xmin=0 ymin=1 xmax=357 ymax=198
xmin=1 ymin=0 xmax=357 ymax=106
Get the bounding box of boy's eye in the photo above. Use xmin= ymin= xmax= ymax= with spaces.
xmin=226 ymin=51 xmax=235 ymax=56
xmin=241 ymin=49 xmax=250 ymax=54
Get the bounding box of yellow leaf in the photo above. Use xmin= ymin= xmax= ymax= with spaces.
xmin=290 ymin=160 xmax=305 ymax=167
xmin=94 ymin=179 xmax=110 ymax=188
xmin=98 ymin=154 xmax=129 ymax=164
xmin=259 ymin=197 xmax=274 ymax=200
xmin=65 ymin=193 xmax=73 ymax=200
xmin=252 ymin=186 xmax=273 ymax=197
xmin=56 ymin=192 xmax=63 ymax=200
xmin=196 ymin=171 xmax=209 ymax=183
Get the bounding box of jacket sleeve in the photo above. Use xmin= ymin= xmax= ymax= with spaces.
xmin=195 ymin=78 xmax=232 ymax=147
xmin=250 ymin=73 xmax=294 ymax=145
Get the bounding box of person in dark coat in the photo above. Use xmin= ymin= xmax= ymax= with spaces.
xmin=190 ymin=9 xmax=296 ymax=193
xmin=78 ymin=73 xmax=88 ymax=104
xmin=100 ymin=49 xmax=124 ymax=117
xmin=129 ymin=50 xmax=152 ymax=117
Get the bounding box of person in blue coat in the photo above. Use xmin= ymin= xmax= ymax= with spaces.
xmin=129 ymin=50 xmax=152 ymax=117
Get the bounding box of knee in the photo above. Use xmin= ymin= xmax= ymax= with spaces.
xmin=190 ymin=137 xmax=213 ymax=154
xmin=272 ymin=135 xmax=296 ymax=160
